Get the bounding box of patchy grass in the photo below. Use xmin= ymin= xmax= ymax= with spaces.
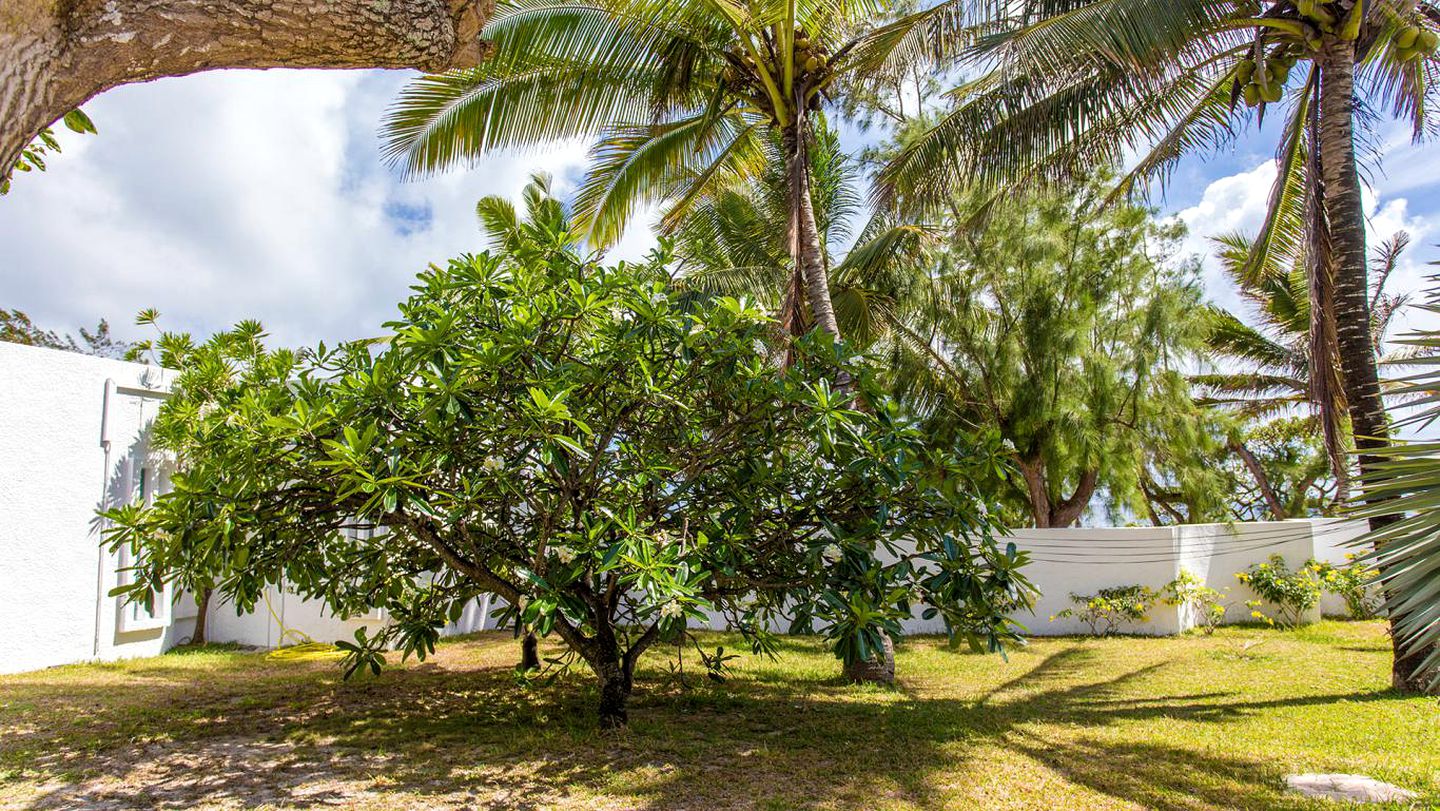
xmin=0 ymin=621 xmax=1435 ymax=810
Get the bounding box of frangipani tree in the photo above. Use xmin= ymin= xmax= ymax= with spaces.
xmin=382 ymin=0 xmax=972 ymax=339
xmin=102 ymin=214 xmax=1032 ymax=728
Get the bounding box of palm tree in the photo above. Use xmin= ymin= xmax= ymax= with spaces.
xmin=878 ymin=0 xmax=1433 ymax=482
xmin=670 ymin=122 xmax=919 ymax=345
xmin=876 ymin=0 xmax=1439 ymax=691
xmin=1354 ymin=280 xmax=1440 ymax=691
xmin=1197 ymin=231 xmax=1415 ymax=507
xmin=382 ymin=0 xmax=971 ymax=342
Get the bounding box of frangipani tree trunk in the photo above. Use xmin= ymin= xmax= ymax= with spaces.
xmin=0 ymin=0 xmax=490 ymax=174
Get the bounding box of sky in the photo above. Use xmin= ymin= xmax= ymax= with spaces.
xmin=2 ymin=67 xmax=1439 ymax=350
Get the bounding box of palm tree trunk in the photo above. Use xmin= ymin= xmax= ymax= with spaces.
xmin=1317 ymin=38 xmax=1432 ymax=693
xmin=783 ymin=114 xmax=841 ymax=339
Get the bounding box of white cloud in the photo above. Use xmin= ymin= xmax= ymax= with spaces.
xmin=1173 ymin=158 xmax=1439 ymax=333
xmin=0 ymin=69 xmax=597 ymax=349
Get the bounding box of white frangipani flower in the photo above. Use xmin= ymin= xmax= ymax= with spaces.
xmin=482 ymin=454 xmax=505 ymax=473
xmin=660 ymin=600 xmax=684 ymax=620
xmin=821 ymin=543 xmax=843 ymax=564
xmin=553 ymin=546 xmax=576 ymax=564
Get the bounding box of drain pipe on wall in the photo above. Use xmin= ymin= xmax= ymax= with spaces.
xmin=94 ymin=379 xmax=116 ymax=659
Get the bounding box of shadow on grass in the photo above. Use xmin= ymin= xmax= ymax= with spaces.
xmin=0 ymin=634 xmax=1416 ymax=810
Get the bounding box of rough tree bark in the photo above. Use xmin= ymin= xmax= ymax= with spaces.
xmin=519 ymin=630 xmax=540 ymax=671
xmin=1 ymin=0 xmax=493 ymax=174
xmin=1017 ymin=459 xmax=1096 ymax=528
xmin=783 ymin=114 xmax=841 ymax=340
xmin=1317 ymin=35 xmax=1434 ymax=694
xmin=190 ymin=587 xmax=212 ymax=645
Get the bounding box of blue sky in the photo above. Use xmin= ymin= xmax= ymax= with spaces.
xmin=1 ymin=67 xmax=1438 ymax=350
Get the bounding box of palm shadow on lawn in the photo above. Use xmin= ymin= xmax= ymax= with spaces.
xmin=2 ymin=636 xmax=1415 ymax=811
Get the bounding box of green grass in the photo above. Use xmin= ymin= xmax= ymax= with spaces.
xmin=0 ymin=621 xmax=1435 ymax=810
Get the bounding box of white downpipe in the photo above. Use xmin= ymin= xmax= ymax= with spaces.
xmin=93 ymin=379 xmax=116 ymax=658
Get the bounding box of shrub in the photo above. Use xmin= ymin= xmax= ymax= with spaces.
xmin=1237 ymin=555 xmax=1322 ymax=628
xmin=1054 ymin=585 xmax=1157 ymax=635
xmin=1162 ymin=569 xmax=1227 ymax=635
xmin=1315 ymin=556 xmax=1383 ymax=620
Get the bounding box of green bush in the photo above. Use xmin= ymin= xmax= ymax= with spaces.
xmin=1054 ymin=585 xmax=1157 ymax=635
xmin=1161 ymin=569 xmax=1227 ymax=635
xmin=1316 ymin=556 xmax=1383 ymax=620
xmin=1237 ymin=555 xmax=1322 ymax=628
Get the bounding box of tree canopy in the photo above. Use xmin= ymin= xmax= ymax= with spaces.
xmin=102 ymin=210 xmax=1032 ymax=727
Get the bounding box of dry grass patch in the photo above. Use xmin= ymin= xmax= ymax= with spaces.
xmin=0 ymin=621 xmax=1435 ymax=810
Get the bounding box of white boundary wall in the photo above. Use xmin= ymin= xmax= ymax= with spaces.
xmin=0 ymin=343 xmax=488 ymax=675
xmin=0 ymin=342 xmax=1373 ymax=674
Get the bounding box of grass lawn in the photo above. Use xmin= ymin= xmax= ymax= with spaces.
xmin=0 ymin=620 xmax=1435 ymax=810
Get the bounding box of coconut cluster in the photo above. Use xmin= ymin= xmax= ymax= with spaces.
xmin=1393 ymin=22 xmax=1440 ymax=62
xmin=1236 ymin=51 xmax=1296 ymax=107
xmin=720 ymin=27 xmax=832 ymax=122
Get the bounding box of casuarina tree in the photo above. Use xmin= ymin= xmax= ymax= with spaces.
xmin=876 ymin=0 xmax=1440 ymax=691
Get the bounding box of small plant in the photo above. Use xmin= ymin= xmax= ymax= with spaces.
xmin=1315 ymin=555 xmax=1383 ymax=620
xmin=1162 ymin=569 xmax=1228 ymax=635
xmin=1054 ymin=585 xmax=1157 ymax=636
xmin=1237 ymin=555 xmax=1322 ymax=628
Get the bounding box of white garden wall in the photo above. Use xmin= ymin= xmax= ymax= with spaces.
xmin=0 ymin=341 xmax=1377 ymax=675
xmin=0 ymin=343 xmax=488 ymax=675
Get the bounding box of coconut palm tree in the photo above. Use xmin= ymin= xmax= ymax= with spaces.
xmin=1197 ymin=231 xmax=1415 ymax=504
xmin=383 ymin=0 xmax=973 ymax=342
xmin=1354 ymin=280 xmax=1440 ymax=691
xmin=874 ymin=0 xmax=1439 ymax=691
xmin=670 ymin=122 xmax=923 ymax=344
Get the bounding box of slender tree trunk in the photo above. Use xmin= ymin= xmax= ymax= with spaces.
xmin=1 ymin=0 xmax=490 ymax=176
xmin=1317 ymin=38 xmax=1433 ymax=693
xmin=1229 ymin=439 xmax=1286 ymax=519
xmin=784 ymin=111 xmax=894 ymax=683
xmin=783 ymin=115 xmax=841 ymax=339
xmin=519 ymin=631 xmax=540 ymax=672
xmin=190 ymin=587 xmax=212 ymax=645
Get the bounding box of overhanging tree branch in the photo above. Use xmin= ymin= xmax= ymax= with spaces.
xmin=1 ymin=0 xmax=493 ymax=177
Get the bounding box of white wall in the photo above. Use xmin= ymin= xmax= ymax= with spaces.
xmin=0 ymin=342 xmax=190 ymax=674
xmin=0 ymin=343 xmax=489 ymax=674
xmin=0 ymin=341 xmax=1380 ymax=674
xmin=988 ymin=520 xmax=1367 ymax=637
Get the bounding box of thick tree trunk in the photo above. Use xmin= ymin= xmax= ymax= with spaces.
xmin=1 ymin=0 xmax=491 ymax=175
xmin=783 ymin=117 xmax=841 ymax=340
xmin=595 ymin=656 xmax=631 ymax=729
xmin=518 ymin=630 xmax=539 ymax=671
xmin=1017 ymin=458 xmax=1052 ymax=528
xmin=191 ymin=587 xmax=212 ymax=645
xmin=1317 ymin=38 xmax=1433 ymax=693
xmin=1017 ymin=459 xmax=1094 ymax=528
xmin=1050 ymin=470 xmax=1098 ymax=528
xmin=843 ymin=632 xmax=895 ymax=685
